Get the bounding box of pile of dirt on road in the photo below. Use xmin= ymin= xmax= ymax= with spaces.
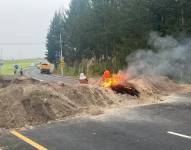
xmin=0 ymin=76 xmax=181 ymax=128
xmin=129 ymin=75 xmax=179 ymax=94
xmin=128 ymin=75 xmax=180 ymax=102
xmin=0 ymin=76 xmax=39 ymax=88
xmin=0 ymin=79 xmax=114 ymax=128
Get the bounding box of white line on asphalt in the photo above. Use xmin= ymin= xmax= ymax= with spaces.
xmin=32 ymin=77 xmax=44 ymax=82
xmin=167 ymin=131 xmax=191 ymax=140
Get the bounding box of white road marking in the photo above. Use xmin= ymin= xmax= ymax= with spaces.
xmin=32 ymin=77 xmax=44 ymax=82
xmin=167 ymin=131 xmax=191 ymax=140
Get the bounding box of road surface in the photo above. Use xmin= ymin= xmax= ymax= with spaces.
xmin=0 ymin=93 xmax=191 ymax=150
xmin=24 ymin=67 xmax=78 ymax=85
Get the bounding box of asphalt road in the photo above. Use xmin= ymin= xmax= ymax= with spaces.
xmin=24 ymin=67 xmax=78 ymax=85
xmin=0 ymin=93 xmax=191 ymax=150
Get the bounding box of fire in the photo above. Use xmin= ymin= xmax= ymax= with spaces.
xmin=101 ymin=70 xmax=140 ymax=97
xmin=102 ymin=72 xmax=128 ymax=88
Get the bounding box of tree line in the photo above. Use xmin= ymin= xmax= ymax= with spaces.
xmin=46 ymin=0 xmax=191 ymax=75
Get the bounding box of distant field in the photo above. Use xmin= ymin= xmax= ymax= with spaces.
xmin=1 ymin=59 xmax=38 ymax=75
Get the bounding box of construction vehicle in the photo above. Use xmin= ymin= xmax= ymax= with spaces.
xmin=40 ymin=62 xmax=54 ymax=74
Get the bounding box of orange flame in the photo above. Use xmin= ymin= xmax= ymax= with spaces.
xmin=102 ymin=72 xmax=128 ymax=88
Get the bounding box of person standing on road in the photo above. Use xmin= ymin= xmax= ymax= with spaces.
xmin=20 ymin=66 xmax=23 ymax=76
xmin=14 ymin=69 xmax=16 ymax=75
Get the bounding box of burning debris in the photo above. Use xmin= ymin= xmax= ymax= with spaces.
xmin=111 ymin=84 xmax=140 ymax=97
xmin=101 ymin=70 xmax=140 ymax=97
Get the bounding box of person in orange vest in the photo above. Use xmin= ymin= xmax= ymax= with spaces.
xmin=102 ymin=70 xmax=111 ymax=81
xmin=101 ymin=70 xmax=112 ymax=87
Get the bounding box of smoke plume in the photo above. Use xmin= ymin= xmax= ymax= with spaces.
xmin=126 ymin=32 xmax=191 ymax=83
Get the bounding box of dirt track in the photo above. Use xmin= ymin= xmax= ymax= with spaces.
xmin=0 ymin=75 xmax=184 ymax=129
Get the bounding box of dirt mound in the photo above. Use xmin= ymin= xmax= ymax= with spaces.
xmin=0 ymin=76 xmax=39 ymax=88
xmin=0 ymin=82 xmax=113 ymax=128
xmin=0 ymin=75 xmax=180 ymax=129
xmin=0 ymin=79 xmax=11 ymax=88
xmin=129 ymin=75 xmax=179 ymax=94
xmin=11 ymin=77 xmax=39 ymax=84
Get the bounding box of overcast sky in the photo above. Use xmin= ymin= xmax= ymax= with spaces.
xmin=0 ymin=0 xmax=70 ymax=60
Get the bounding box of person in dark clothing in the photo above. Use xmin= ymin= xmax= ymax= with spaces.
xmin=20 ymin=67 xmax=23 ymax=76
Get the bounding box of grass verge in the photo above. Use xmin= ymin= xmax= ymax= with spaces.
xmin=1 ymin=59 xmax=38 ymax=75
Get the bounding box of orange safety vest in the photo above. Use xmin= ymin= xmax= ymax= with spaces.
xmin=102 ymin=70 xmax=110 ymax=81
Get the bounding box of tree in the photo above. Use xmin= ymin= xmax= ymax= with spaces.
xmin=46 ymin=12 xmax=64 ymax=66
xmin=46 ymin=0 xmax=191 ymax=74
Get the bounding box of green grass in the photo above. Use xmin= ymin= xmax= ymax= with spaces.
xmin=1 ymin=59 xmax=38 ymax=75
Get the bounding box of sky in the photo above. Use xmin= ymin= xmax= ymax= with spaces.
xmin=0 ymin=0 xmax=70 ymax=60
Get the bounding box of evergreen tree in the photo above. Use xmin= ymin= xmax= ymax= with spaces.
xmin=46 ymin=0 xmax=191 ymax=73
xmin=46 ymin=12 xmax=64 ymax=66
